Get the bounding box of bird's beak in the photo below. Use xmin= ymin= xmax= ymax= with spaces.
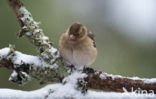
xmin=69 ymin=34 xmax=76 ymax=40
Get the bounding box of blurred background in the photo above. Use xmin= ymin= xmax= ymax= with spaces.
xmin=0 ymin=0 xmax=156 ymax=91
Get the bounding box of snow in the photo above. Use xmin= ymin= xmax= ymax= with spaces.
xmin=22 ymin=25 xmax=27 ymax=30
xmin=130 ymin=77 xmax=156 ymax=84
xmin=99 ymin=73 xmax=107 ymax=80
xmin=42 ymin=36 xmax=49 ymax=41
xmin=41 ymin=52 xmax=49 ymax=59
xmin=13 ymin=51 xmax=42 ymax=67
xmin=11 ymin=51 xmax=57 ymax=69
xmin=20 ymin=7 xmax=31 ymax=19
xmin=49 ymin=47 xmax=57 ymax=54
xmin=9 ymin=70 xmax=18 ymax=81
xmin=0 ymin=48 xmax=10 ymax=58
xmin=107 ymin=73 xmax=123 ymax=80
xmin=20 ymin=17 xmax=26 ymax=23
xmin=49 ymin=47 xmax=60 ymax=63
xmin=33 ymin=29 xmax=40 ymax=34
xmin=25 ymin=32 xmax=31 ymax=36
xmin=41 ymin=35 xmax=49 ymax=44
xmin=49 ymin=63 xmax=58 ymax=69
xmin=0 ymin=47 xmax=57 ymax=69
xmin=63 ymin=71 xmax=87 ymax=87
xmin=104 ymin=73 xmax=156 ymax=84
xmin=0 ymin=83 xmax=155 ymax=99
xmin=143 ymin=78 xmax=156 ymax=84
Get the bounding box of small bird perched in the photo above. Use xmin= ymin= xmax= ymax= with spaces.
xmin=59 ymin=23 xmax=97 ymax=69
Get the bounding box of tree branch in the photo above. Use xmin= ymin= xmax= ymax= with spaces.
xmin=0 ymin=48 xmax=156 ymax=93
xmin=85 ymin=68 xmax=156 ymax=93
xmin=0 ymin=47 xmax=65 ymax=84
xmin=8 ymin=0 xmax=60 ymax=65
xmin=7 ymin=0 xmax=68 ymax=84
xmin=0 ymin=0 xmax=154 ymax=95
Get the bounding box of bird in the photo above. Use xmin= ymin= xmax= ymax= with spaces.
xmin=59 ymin=23 xmax=97 ymax=70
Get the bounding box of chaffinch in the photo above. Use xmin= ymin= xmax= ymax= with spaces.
xmin=59 ymin=23 xmax=97 ymax=69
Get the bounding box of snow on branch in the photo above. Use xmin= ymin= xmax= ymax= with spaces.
xmin=0 ymin=47 xmax=156 ymax=95
xmin=0 ymin=0 xmax=155 ymax=98
xmin=0 ymin=46 xmax=66 ymax=85
xmin=8 ymin=0 xmax=60 ymax=65
xmin=7 ymin=0 xmax=69 ymax=84
xmin=85 ymin=68 xmax=156 ymax=94
xmin=0 ymin=83 xmax=155 ymax=99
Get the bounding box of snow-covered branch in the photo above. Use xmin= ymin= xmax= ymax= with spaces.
xmin=8 ymin=0 xmax=60 ymax=64
xmin=0 ymin=47 xmax=156 ymax=94
xmin=7 ymin=0 xmax=69 ymax=84
xmin=0 ymin=0 xmax=155 ymax=98
xmin=85 ymin=68 xmax=156 ymax=94
xmin=0 ymin=46 xmax=66 ymax=85
xmin=0 ymin=83 xmax=155 ymax=99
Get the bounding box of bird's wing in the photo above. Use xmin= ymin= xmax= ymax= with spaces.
xmin=88 ymin=31 xmax=96 ymax=47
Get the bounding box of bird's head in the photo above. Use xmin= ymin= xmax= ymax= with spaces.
xmin=67 ymin=23 xmax=88 ymax=41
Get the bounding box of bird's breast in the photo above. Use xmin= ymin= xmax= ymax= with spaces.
xmin=73 ymin=45 xmax=97 ymax=68
xmin=59 ymin=36 xmax=97 ymax=69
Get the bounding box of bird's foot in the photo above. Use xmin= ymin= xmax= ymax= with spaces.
xmin=67 ymin=64 xmax=76 ymax=73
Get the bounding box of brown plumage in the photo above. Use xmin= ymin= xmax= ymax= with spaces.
xmin=59 ymin=23 xmax=97 ymax=69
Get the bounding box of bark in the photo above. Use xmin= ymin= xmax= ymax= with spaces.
xmin=84 ymin=68 xmax=156 ymax=94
